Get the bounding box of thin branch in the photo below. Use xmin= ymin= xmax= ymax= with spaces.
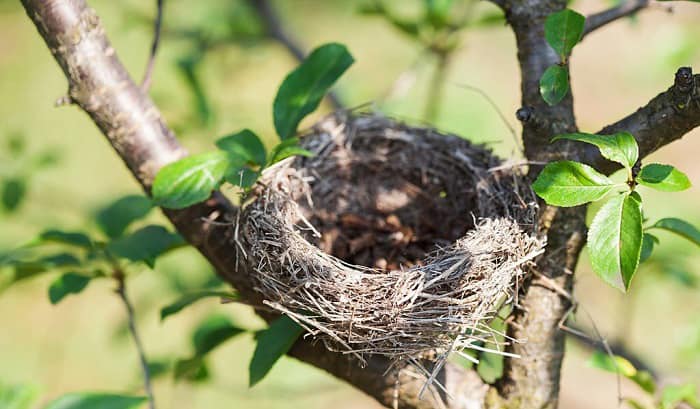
xmin=141 ymin=0 xmax=164 ymax=91
xmin=583 ymin=67 xmax=700 ymax=174
xmin=248 ymin=0 xmax=343 ymax=110
xmin=566 ymin=324 xmax=658 ymax=378
xmin=115 ymin=271 xmax=155 ymax=409
xmin=582 ymin=0 xmax=650 ymax=38
xmin=454 ymin=82 xmax=524 ymax=155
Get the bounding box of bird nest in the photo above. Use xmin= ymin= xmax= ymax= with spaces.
xmin=235 ymin=113 xmax=544 ymax=371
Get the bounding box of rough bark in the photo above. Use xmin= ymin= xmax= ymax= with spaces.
xmin=583 ymin=0 xmax=649 ymax=39
xmin=584 ymin=68 xmax=700 ymax=175
xmin=491 ymin=2 xmax=584 ymax=407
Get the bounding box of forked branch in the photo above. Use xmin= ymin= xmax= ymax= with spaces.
xmin=585 ymin=67 xmax=700 ymax=174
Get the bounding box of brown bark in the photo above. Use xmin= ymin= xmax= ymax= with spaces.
xmin=585 ymin=68 xmax=700 ymax=175
xmin=583 ymin=0 xmax=649 ymax=39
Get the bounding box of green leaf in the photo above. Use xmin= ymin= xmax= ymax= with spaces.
xmin=425 ymin=0 xmax=454 ymax=27
xmin=106 ymin=225 xmax=185 ymax=265
xmin=192 ymin=314 xmax=245 ymax=356
xmin=7 ymin=133 xmax=26 ymax=155
xmin=8 ymin=253 xmax=83 ymax=285
xmin=224 ymin=167 xmax=259 ymax=188
xmin=661 ymin=384 xmax=699 ymax=409
xmin=216 ymin=129 xmax=267 ymax=167
xmin=532 ymin=161 xmax=616 ymax=206
xmin=539 ymin=64 xmax=569 ymax=106
xmin=661 ymin=266 xmax=697 ymax=288
xmin=249 ymin=315 xmax=304 ymax=386
xmin=152 ymin=151 xmax=235 ymax=209
xmin=587 ymin=351 xmax=637 ymax=377
xmin=145 ymin=360 xmax=171 ymax=380
xmin=544 ymin=9 xmax=585 ymax=60
xmin=48 ymin=272 xmax=92 ymax=304
xmin=177 ymin=55 xmax=213 ymax=127
xmin=44 ymin=393 xmax=146 ymax=409
xmin=631 ymin=370 xmax=656 ymax=394
xmin=0 ymin=382 xmax=39 ymax=409
xmin=552 ymin=132 xmax=639 ymax=170
xmin=96 ymin=195 xmax=153 ymax=238
xmin=268 ymin=138 xmax=314 ymax=164
xmin=623 ymin=398 xmax=650 ymax=409
xmin=637 ymin=163 xmax=691 ymax=192
xmin=639 ymin=233 xmax=658 ymax=263
xmin=273 ymin=43 xmax=354 ymax=140
xmin=649 ymin=218 xmax=700 ymax=247
xmin=2 ymin=178 xmax=26 ymax=212
xmin=160 ymin=290 xmax=239 ymax=321
xmin=588 ymin=192 xmax=643 ymax=292
xmin=174 ymin=358 xmax=210 ymax=382
xmin=39 ymin=230 xmax=92 ymax=249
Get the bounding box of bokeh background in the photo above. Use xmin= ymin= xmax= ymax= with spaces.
xmin=1 ymin=0 xmax=699 ymax=408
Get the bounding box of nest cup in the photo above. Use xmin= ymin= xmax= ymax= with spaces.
xmin=236 ymin=113 xmax=544 ymax=367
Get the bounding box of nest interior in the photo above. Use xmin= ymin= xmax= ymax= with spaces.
xmin=236 ymin=113 xmax=543 ymax=366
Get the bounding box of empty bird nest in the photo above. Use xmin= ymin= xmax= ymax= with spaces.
xmin=233 ymin=112 xmax=544 ymax=371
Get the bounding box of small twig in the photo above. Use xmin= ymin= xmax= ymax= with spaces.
xmin=54 ymin=94 xmax=74 ymax=107
xmin=248 ymin=0 xmax=343 ymax=110
xmin=583 ymin=0 xmax=650 ymax=38
xmin=454 ymin=82 xmax=524 ymax=155
xmin=141 ymin=0 xmax=164 ymax=91
xmin=565 ymin=322 xmax=658 ymax=378
xmin=115 ymin=271 xmax=156 ymax=409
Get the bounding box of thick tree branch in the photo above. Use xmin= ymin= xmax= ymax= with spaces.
xmin=482 ymin=2 xmax=586 ymax=408
xmin=19 ymin=1 xmax=480 ymax=407
xmin=583 ymin=67 xmax=700 ymax=174
xmin=582 ymin=0 xmax=649 ymax=39
xmin=500 ymin=1 xmax=578 ymax=161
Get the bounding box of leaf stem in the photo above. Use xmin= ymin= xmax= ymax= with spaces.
xmin=114 ymin=269 xmax=156 ymax=409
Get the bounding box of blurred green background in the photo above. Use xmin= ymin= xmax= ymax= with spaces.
xmin=0 ymin=0 xmax=699 ymax=408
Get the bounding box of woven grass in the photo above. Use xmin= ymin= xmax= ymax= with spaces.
xmin=235 ymin=113 xmax=544 ymax=374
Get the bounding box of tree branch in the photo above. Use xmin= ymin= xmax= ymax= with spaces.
xmin=247 ymin=0 xmax=343 ymax=110
xmin=19 ymin=1 xmax=481 ymax=407
xmin=115 ymin=270 xmax=156 ymax=409
xmin=500 ymin=1 xmax=578 ymax=161
xmin=582 ymin=0 xmax=649 ymax=39
xmin=140 ymin=0 xmax=163 ymax=91
xmin=566 ymin=325 xmax=658 ymax=378
xmin=583 ymin=67 xmax=700 ymax=174
xmin=489 ymin=2 xmax=587 ymax=407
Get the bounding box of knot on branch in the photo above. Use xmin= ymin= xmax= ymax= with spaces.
xmin=516 ymin=106 xmax=533 ymax=122
xmin=675 ymin=66 xmax=694 ymax=93
xmin=671 ymin=66 xmax=698 ymax=111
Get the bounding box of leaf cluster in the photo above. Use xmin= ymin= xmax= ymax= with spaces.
xmin=1 ymin=195 xmax=183 ymax=302
xmin=539 ymin=9 xmax=585 ymax=105
xmin=153 ymin=43 xmax=353 ymax=209
xmin=533 ymin=132 xmax=697 ymax=291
